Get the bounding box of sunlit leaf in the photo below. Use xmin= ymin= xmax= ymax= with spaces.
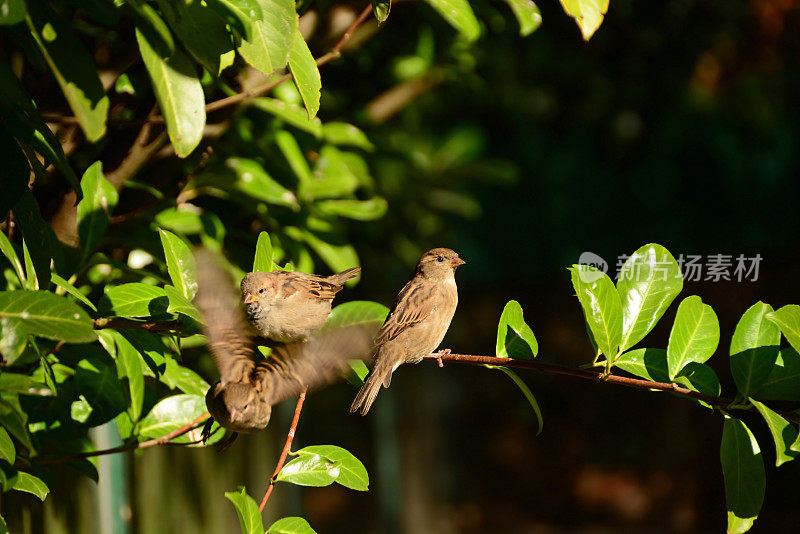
xmin=275 ymin=453 xmax=340 ymax=486
xmin=159 ymin=230 xmax=198 ymax=300
xmin=267 ymin=517 xmax=317 ymax=534
xmin=77 ymin=161 xmax=118 ymax=257
xmin=559 ymin=0 xmax=608 ymax=41
xmin=322 ymin=122 xmax=375 ymax=151
xmin=296 ymin=445 xmax=368 ymax=491
xmin=371 ymin=0 xmax=389 ymax=23
xmin=237 ymin=0 xmax=295 ymax=76
xmin=730 ymin=302 xmax=780 ymax=398
xmin=424 ymin=0 xmax=480 ymax=41
xmin=11 ymin=471 xmax=48 ymax=501
xmin=749 ymin=398 xmax=798 ymax=467
xmin=569 ymin=265 xmax=622 ymax=360
xmin=315 ymin=198 xmax=388 ymax=221
xmin=666 ymin=296 xmax=719 ymax=380
xmin=253 ymin=231 xmax=275 ymax=272
xmin=0 ymin=428 xmax=15 ymax=464
xmin=503 ymin=0 xmax=542 ymax=37
xmin=138 ymin=394 xmax=210 ymax=445
xmin=0 ymin=290 xmax=95 ymax=342
xmin=766 ymin=304 xmax=800 ymax=355
xmin=250 ymin=97 xmax=323 ymax=137
xmin=99 ymin=283 xmax=169 ymax=318
xmin=496 ymin=300 xmax=538 ymax=359
xmin=288 ymin=29 xmax=320 ymax=119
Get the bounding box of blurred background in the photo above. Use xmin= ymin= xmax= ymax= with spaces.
xmin=5 ymin=0 xmax=800 ymax=532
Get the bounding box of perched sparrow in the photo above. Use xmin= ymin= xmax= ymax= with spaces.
xmin=241 ymin=268 xmax=361 ymax=342
xmin=350 ymin=248 xmax=464 ymax=415
xmin=193 ymin=250 xmax=376 ymax=438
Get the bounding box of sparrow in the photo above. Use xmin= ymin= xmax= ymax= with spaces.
xmin=350 ymin=248 xmax=464 ymax=415
xmin=193 ymin=250 xmax=376 ymax=440
xmin=241 ymin=267 xmax=361 ymax=343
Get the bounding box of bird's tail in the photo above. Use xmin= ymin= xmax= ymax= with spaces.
xmin=350 ymin=348 xmax=396 ymax=415
xmin=330 ymin=267 xmax=361 ymax=286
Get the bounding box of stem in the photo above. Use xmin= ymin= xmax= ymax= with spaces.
xmin=259 ymin=387 xmax=308 ymax=513
xmin=38 ymin=412 xmax=210 ymax=464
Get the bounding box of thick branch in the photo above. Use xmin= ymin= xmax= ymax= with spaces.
xmin=259 ymin=387 xmax=307 ymax=513
xmin=38 ymin=412 xmax=209 ymax=464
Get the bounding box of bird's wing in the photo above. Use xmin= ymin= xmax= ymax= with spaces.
xmin=254 ymin=323 xmax=379 ymax=405
xmin=194 ymin=249 xmax=256 ymax=383
xmin=375 ymin=277 xmax=437 ymax=345
xmin=280 ymin=272 xmax=345 ymax=301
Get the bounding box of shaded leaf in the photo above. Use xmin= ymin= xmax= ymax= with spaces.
xmin=288 ymin=29 xmax=320 ymax=120
xmin=160 ymin=356 xmax=209 ymax=396
xmin=569 ymin=265 xmax=622 ymax=360
xmin=101 ymin=331 xmax=145 ymax=422
xmin=720 ymin=417 xmax=765 ymax=534
xmin=493 ymin=366 xmax=543 ymax=435
xmin=250 ymin=97 xmax=323 ymax=137
xmin=165 ymin=285 xmax=202 ymax=322
xmin=159 ymin=230 xmax=198 ymax=300
xmin=74 ymin=357 xmax=126 ymax=426
xmin=0 ymin=397 xmax=32 ymax=450
xmin=136 ymin=27 xmax=205 ymax=157
xmin=750 ymin=398 xmax=798 ymax=467
xmin=322 ymin=122 xmax=375 ymax=151
xmin=98 ymin=283 xmax=169 ymax=318
xmin=221 ymin=157 xmax=299 ymax=208
xmin=0 ymin=428 xmax=14 ymax=464
xmin=316 ymin=198 xmax=388 ymax=221
xmin=674 ymin=362 xmax=721 ymax=397
xmin=0 ymin=290 xmax=96 ymax=342
xmin=617 ymin=243 xmax=683 ymax=353
xmin=12 ymin=191 xmax=56 ymax=286
xmin=0 ymin=127 xmax=29 ymax=217
xmin=77 ymin=161 xmax=118 ymax=256
xmin=322 ymin=301 xmax=388 ymax=333
xmin=0 ymin=0 xmax=26 ymax=25
xmin=614 ymin=348 xmax=669 ymax=382
xmin=730 ymin=302 xmax=781 ymax=398
xmin=754 ymin=347 xmax=800 ymax=402
xmin=496 ymin=300 xmax=538 ymax=359
xmin=27 ymin=2 xmax=108 ymax=141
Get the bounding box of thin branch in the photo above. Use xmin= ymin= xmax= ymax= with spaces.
xmin=106 ymin=105 xmax=168 ymax=190
xmin=93 ymin=317 xmax=183 ymax=333
xmin=259 ymin=387 xmax=308 ymax=513
xmin=38 ymin=412 xmax=210 ymax=464
xmin=422 ymin=353 xmax=798 ymax=422
xmin=41 ymin=3 xmax=376 ymax=127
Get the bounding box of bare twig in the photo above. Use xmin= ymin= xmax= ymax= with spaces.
xmin=38 ymin=412 xmax=210 ymax=464
xmin=92 ymin=317 xmax=183 ymax=333
xmin=259 ymin=387 xmax=308 ymax=513
xmin=106 ymin=105 xmax=169 ymax=190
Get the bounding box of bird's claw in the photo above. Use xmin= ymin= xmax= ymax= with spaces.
xmin=217 ymin=432 xmax=239 ymax=453
xmin=432 ymin=348 xmax=451 ymax=367
xmin=201 ymin=418 xmax=215 ymax=445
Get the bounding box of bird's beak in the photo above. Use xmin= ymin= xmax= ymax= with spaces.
xmin=451 ymin=257 xmax=466 ymax=268
xmin=243 ymin=293 xmax=259 ymax=304
xmin=229 ymin=408 xmax=237 ymax=421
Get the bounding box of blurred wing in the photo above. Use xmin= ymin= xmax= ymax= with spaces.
xmin=375 ymin=278 xmax=437 ymax=345
xmin=194 ymin=249 xmax=256 ymax=383
xmin=255 ymin=323 xmax=379 ymax=405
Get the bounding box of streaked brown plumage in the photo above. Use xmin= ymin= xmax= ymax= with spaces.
xmin=350 ymin=248 xmax=464 ymax=415
xmin=194 ymin=250 xmax=375 ymax=436
xmin=241 ymin=268 xmax=361 ymax=342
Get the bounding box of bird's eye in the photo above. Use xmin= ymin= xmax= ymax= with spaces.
xmin=243 ymin=404 xmax=248 ymax=410
xmin=437 ymin=256 xmax=444 ymax=262
xmin=258 ymin=288 xmax=265 ymax=294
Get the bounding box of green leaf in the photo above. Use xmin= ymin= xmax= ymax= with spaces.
xmin=0 ymin=290 xmax=96 ymax=342
xmin=138 ymin=394 xmax=208 ymax=444
xmin=493 ymin=366 xmax=543 ymax=435
xmin=614 ymin=348 xmax=669 ymax=382
xmin=155 ymin=0 xmax=234 ymax=76
xmin=237 ymin=0 xmax=296 ymax=76
xmin=720 ymin=417 xmax=765 ymax=534
xmin=70 ymin=395 xmax=93 ymax=423
xmin=267 ymin=517 xmax=317 ymax=534
xmin=371 ymin=0 xmax=390 ymax=22
xmin=766 ymin=304 xmax=800 ymax=355
xmin=74 ymin=357 xmax=126 ymax=426
xmin=11 ymin=471 xmax=48 ymax=501
xmin=26 ymin=3 xmax=108 ymax=142
xmin=754 ymin=347 xmax=800 ymax=402
xmin=0 ymin=220 xmax=25 ymax=287
xmin=617 ymin=244 xmax=683 ymax=353
xmin=205 ymin=0 xmax=255 ymax=39
xmin=21 ymin=239 xmax=36 ymax=290
xmin=276 ymin=453 xmax=340 ymax=487
xmin=322 ymin=122 xmax=375 ymax=151
xmin=288 ymin=29 xmax=320 ymax=120
xmin=0 ymin=0 xmax=26 ymax=25
xmin=276 ymin=130 xmax=313 ymax=186
xmin=0 ymin=128 xmax=29 ymax=221
xmin=250 ymin=97 xmax=323 ymax=137
xmin=569 ymin=265 xmax=622 ymax=360
xmin=0 ymin=62 xmax=80 ymax=198
xmin=0 ymin=396 xmax=32 ymax=450
xmin=305 ymin=146 xmax=361 ymax=200
xmin=666 ymin=296 xmax=719 ymax=380
xmin=316 ymin=198 xmax=388 ymax=221
xmin=100 ymin=331 xmax=145 ymax=422
xmin=559 ymin=0 xmax=608 ymax=41
xmin=51 ymin=273 xmax=97 ymax=312
xmin=0 ymin=317 xmax=28 ymax=365
xmin=674 ymin=362 xmax=721 ymax=396
xmin=159 ymin=230 xmax=198 ymax=300
xmin=749 ymin=398 xmax=798 ymax=467
xmin=503 ymin=0 xmax=542 ymax=36
xmin=128 ymin=0 xmax=175 ymax=57
xmin=160 ymin=356 xmax=209 ymax=396
xmin=423 ymin=0 xmax=480 ymax=41
xmin=288 ymin=226 xmax=359 ymax=274
xmin=296 ymin=445 xmax=368 ymax=491
xmin=253 ymin=231 xmax=275 ymax=272
xmin=496 ymin=300 xmax=538 ymax=359
xmin=77 ymin=161 xmax=118 ymax=256
xmin=136 ymin=26 xmax=205 ymax=158
xmin=114 ymin=73 xmax=135 ymax=95
xmin=0 ymin=373 xmax=47 ymax=395
xmin=165 ymin=285 xmax=202 ymax=322
xmin=221 ymin=157 xmax=299 ymax=208
xmin=322 ymin=301 xmax=388 ymax=332
xmin=224 ymin=487 xmax=263 ymax=534
xmin=730 ymin=302 xmax=781 ymax=398
xmin=98 ymin=283 xmax=169 ymax=318
xmin=12 ymin=190 xmax=56 ymax=287
xmin=0 ymin=428 xmax=15 ymax=464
